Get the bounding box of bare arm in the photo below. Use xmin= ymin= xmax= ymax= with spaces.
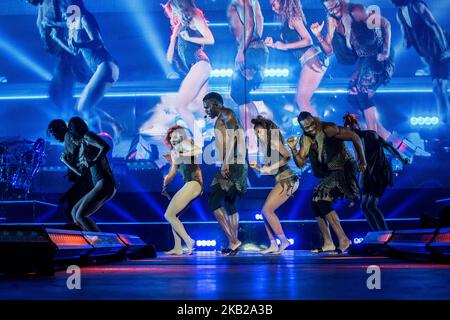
xmin=253 ymin=0 xmax=264 ymax=39
xmin=50 ymin=30 xmax=78 ymax=55
xmin=237 ymin=0 xmax=255 ymax=54
xmin=181 ymin=14 xmax=215 ymax=45
xmin=84 ymin=132 xmax=110 ymax=162
xmin=379 ymin=135 xmax=407 ymax=163
xmin=311 ymin=16 xmax=336 ymax=56
xmin=380 ymin=16 xmax=392 ymax=57
xmin=163 ymin=161 xmax=178 ymax=186
xmin=288 ymin=135 xmax=310 ymax=169
xmin=166 ymin=23 xmax=181 ymax=63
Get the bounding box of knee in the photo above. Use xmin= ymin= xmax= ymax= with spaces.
xmin=261 ymin=206 xmax=274 ymax=217
xmin=312 ymin=200 xmax=333 ymax=218
xmin=164 ymin=212 xmax=173 ymax=221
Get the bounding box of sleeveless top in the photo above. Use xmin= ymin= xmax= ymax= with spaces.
xmin=280 ymin=21 xmax=312 ymax=61
xmin=177 ymin=25 xmax=209 ymax=72
xmin=75 ymin=14 xmax=116 ymax=73
xmin=349 ymin=20 xmax=384 ymax=58
xmin=307 ymin=130 xmax=353 ymax=179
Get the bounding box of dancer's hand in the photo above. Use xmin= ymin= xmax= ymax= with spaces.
xmin=377 ymin=52 xmax=389 ymax=61
xmin=221 ymin=163 xmax=230 ymax=178
xmin=358 ymin=160 xmax=367 ymax=172
xmin=287 ymin=136 xmax=299 ymax=150
xmin=249 ymin=161 xmax=260 ymax=171
xmin=310 ymin=21 xmax=325 ymax=38
xmin=273 ymin=41 xmax=287 ymax=50
xmin=264 ymin=37 xmax=274 ymax=48
xmin=161 ymin=185 xmax=171 ymax=200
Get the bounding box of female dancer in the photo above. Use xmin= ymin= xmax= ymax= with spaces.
xmin=163 ymin=0 xmax=214 ymax=147
xmin=250 ymin=116 xmax=299 ymax=254
xmin=162 ymin=125 xmax=203 ymax=255
xmin=265 ymin=0 xmax=328 ymax=116
xmin=50 ymin=0 xmax=120 ymax=135
xmin=61 ymin=117 xmax=116 ymax=232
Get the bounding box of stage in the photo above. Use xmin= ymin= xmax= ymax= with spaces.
xmin=1 ymin=251 xmax=449 ymax=300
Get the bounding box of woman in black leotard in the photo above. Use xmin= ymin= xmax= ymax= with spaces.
xmin=265 ymin=0 xmax=328 ymax=116
xmin=50 ymin=0 xmax=121 ymax=136
xmin=163 ymin=0 xmax=214 ymax=148
xmin=62 ymin=117 xmax=116 ymax=232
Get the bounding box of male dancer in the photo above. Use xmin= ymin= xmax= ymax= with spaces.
xmin=344 ymin=114 xmax=409 ymax=231
xmin=288 ymin=112 xmax=366 ymax=253
xmin=47 ymin=119 xmax=92 ymax=227
xmin=228 ymin=0 xmax=268 ymax=154
xmin=203 ymin=92 xmax=247 ymax=255
xmin=310 ymin=0 xmax=395 ymax=142
xmin=391 ymin=0 xmax=450 ymax=124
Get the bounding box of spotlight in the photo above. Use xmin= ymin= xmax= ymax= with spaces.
xmin=276 ymin=239 xmax=294 ymax=245
xmin=410 ymin=116 xmax=440 ymax=126
xmin=255 ymin=214 xmax=264 ymax=220
xmin=196 ymin=240 xmax=216 ymax=247
xmin=353 ymin=237 xmax=364 ymax=245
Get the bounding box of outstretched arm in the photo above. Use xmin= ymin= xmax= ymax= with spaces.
xmin=324 ymin=124 xmax=366 ymax=171
xmin=379 ymin=135 xmax=408 ymax=164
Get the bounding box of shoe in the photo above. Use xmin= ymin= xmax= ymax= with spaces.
xmin=221 ymin=248 xmax=233 ymax=255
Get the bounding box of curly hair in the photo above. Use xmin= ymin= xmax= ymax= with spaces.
xmin=162 ymin=0 xmax=205 ymax=27
xmin=251 ymin=115 xmax=284 ymax=158
xmin=277 ymin=0 xmax=307 ymax=25
xmin=343 ymin=113 xmax=359 ymax=127
xmin=164 ymin=125 xmax=187 ymax=150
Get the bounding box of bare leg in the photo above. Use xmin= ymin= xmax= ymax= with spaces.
xmin=172 ymin=61 xmax=211 ymax=147
xmin=325 ymin=211 xmax=352 ymax=252
xmin=296 ymin=64 xmax=326 ymax=116
xmin=214 ymin=207 xmax=234 ymax=245
xmin=76 ymin=62 xmax=119 ymax=122
xmin=313 ymin=216 xmax=336 ymax=252
xmin=72 ymin=180 xmax=115 ymax=232
xmin=164 ymin=181 xmax=201 ymax=254
xmin=229 ymin=213 xmax=241 ymax=250
xmin=261 ymin=181 xmax=299 ymax=254
xmin=363 ymin=106 xmax=392 ymax=140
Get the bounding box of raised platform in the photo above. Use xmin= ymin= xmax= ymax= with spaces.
xmin=1 ymin=251 xmax=449 ymax=300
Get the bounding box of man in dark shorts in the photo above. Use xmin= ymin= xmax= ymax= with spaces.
xmin=228 ymin=0 xmax=268 ymax=154
xmin=288 ymin=112 xmax=366 ymax=254
xmin=392 ymin=0 xmax=450 ymax=124
xmin=203 ymin=92 xmax=247 ymax=256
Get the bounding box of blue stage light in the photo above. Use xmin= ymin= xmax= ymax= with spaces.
xmin=119 ymin=0 xmax=174 ymax=76
xmin=0 ymin=35 xmax=52 ymax=81
xmin=353 ymin=237 xmax=365 ymax=245
xmin=210 ymin=68 xmax=289 ymax=78
xmin=410 ymin=116 xmax=440 ymax=126
xmin=276 ymin=239 xmax=294 ymax=245
xmin=255 ymin=214 xmax=264 ymax=220
xmin=196 ymin=240 xmax=217 ymax=247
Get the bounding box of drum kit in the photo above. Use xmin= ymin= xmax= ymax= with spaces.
xmin=0 ymin=138 xmax=46 ymax=200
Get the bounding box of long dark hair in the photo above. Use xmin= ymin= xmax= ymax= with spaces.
xmin=276 ymin=0 xmax=307 ymax=24
xmin=162 ymin=0 xmax=205 ymax=27
xmin=251 ymin=116 xmax=284 ymax=158
xmin=68 ymin=117 xmax=89 ymax=140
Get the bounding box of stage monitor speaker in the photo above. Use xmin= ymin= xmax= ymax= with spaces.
xmin=117 ymin=233 xmax=156 ymax=258
xmin=387 ymin=229 xmax=436 ymax=257
xmin=0 ymin=226 xmax=93 ymax=275
xmin=428 ymin=227 xmax=450 ymax=260
xmin=82 ymin=231 xmax=127 ymax=260
xmin=349 ymin=231 xmax=394 ymax=255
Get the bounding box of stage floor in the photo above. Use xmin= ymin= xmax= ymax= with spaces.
xmin=1 ymin=251 xmax=450 ymax=300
